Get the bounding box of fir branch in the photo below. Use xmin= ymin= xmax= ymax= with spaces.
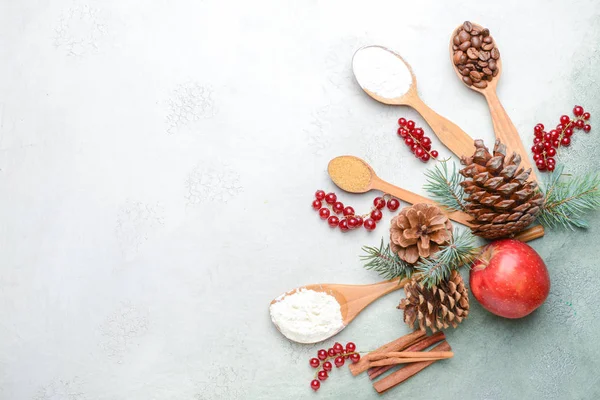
xmin=423 ymin=161 xmax=466 ymax=212
xmin=537 ymin=164 xmax=600 ymax=230
xmin=361 ymin=239 xmax=414 ymax=281
xmin=414 ymin=228 xmax=477 ymax=288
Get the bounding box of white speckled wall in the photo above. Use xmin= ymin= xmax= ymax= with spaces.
xmin=1 ymin=0 xmax=599 ymax=399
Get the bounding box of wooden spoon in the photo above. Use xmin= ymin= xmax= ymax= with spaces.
xmin=328 ymin=155 xmax=474 ymax=227
xmin=449 ymin=23 xmax=538 ymax=183
xmin=270 ymin=225 xmax=545 ymax=343
xmin=353 ymin=45 xmax=474 ymax=158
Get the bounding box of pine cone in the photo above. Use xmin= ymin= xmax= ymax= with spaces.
xmin=390 ymin=204 xmax=452 ymax=264
xmin=398 ymin=270 xmax=469 ymax=332
xmin=460 ymin=139 xmax=544 ymax=239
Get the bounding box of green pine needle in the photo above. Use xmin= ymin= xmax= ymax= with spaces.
xmin=360 ymin=239 xmax=414 ymax=281
xmin=414 ymin=228 xmax=477 ymax=288
xmin=423 ymin=161 xmax=466 ymax=212
xmin=537 ymin=164 xmax=600 ymax=230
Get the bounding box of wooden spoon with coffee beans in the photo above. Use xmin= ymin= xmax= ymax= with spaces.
xmin=449 ymin=21 xmax=539 ymax=182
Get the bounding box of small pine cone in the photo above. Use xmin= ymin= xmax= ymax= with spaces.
xmin=460 ymin=139 xmax=544 ymax=239
xmin=389 ymin=203 xmax=452 ymax=264
xmin=398 ymin=270 xmax=469 ymax=333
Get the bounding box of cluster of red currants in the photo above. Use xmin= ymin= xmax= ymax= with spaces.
xmin=309 ymin=341 xmax=360 ymax=392
xmin=397 ymin=118 xmax=439 ymax=163
xmin=312 ymin=190 xmax=400 ymax=232
xmin=531 ymin=105 xmax=591 ymax=172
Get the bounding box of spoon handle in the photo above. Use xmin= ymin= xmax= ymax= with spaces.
xmin=409 ymin=96 xmax=474 ymax=158
xmin=483 ymin=90 xmax=539 ymax=183
xmin=372 ymin=177 xmax=474 ymax=227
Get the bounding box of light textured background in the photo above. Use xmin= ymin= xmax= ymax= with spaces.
xmin=1 ymin=0 xmax=599 ymax=399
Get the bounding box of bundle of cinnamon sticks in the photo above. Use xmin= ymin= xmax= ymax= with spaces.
xmin=349 ymin=330 xmax=451 ymax=393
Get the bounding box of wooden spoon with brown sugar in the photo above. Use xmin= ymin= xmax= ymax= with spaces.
xmin=327 ymin=155 xmax=474 ymax=227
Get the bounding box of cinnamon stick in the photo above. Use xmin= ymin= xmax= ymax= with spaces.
xmin=369 ymin=355 xmax=452 ymax=367
xmin=373 ymin=341 xmax=452 ymax=394
xmin=349 ymin=330 xmax=425 ymax=376
xmin=366 ymin=351 xmax=453 ymax=361
xmin=368 ymin=331 xmax=445 ymax=380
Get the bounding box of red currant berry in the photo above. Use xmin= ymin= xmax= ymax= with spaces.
xmin=421 ymin=137 xmax=432 ymax=147
xmin=310 ymin=358 xmax=320 ymax=368
xmin=556 ymin=124 xmax=564 ymax=132
xmin=533 ymin=153 xmax=542 ymax=161
xmin=371 ymin=209 xmax=383 ymax=221
xmin=546 ymin=147 xmax=557 ymax=157
xmin=533 ymin=137 xmax=542 ymax=145
xmin=561 ymin=136 xmax=571 ymax=146
xmin=315 ymin=190 xmax=326 ymax=200
xmin=534 ymin=130 xmax=543 ymax=139
xmin=325 ymin=193 xmax=337 ymax=204
xmin=364 ymin=218 xmax=376 ymax=231
xmin=531 ymin=144 xmax=542 ymax=154
xmin=354 ymin=216 xmax=364 ymax=228
xmin=547 ymin=163 xmax=556 ymax=172
xmin=343 ymin=206 xmax=355 ymax=216
xmin=584 ymin=124 xmax=591 ymax=133
xmin=311 ymin=379 xmax=320 ymax=391
xmin=374 ymin=197 xmax=386 ymax=209
xmin=560 ymin=115 xmax=570 ymax=125
xmin=318 ymin=370 xmax=328 ymax=381
xmin=339 ymin=219 xmax=349 ymax=232
xmin=573 ymin=105 xmax=584 ymax=117
xmin=346 ymin=342 xmax=356 ymax=353
xmin=333 ymin=342 xmax=344 ymax=354
xmin=319 ymin=208 xmax=330 ymax=219
xmin=575 ymin=119 xmax=585 ymax=129
xmin=350 ymin=353 xmax=361 ymax=363
xmin=552 ymin=140 xmax=560 ymax=148
xmin=583 ymin=112 xmax=591 ymax=120
xmin=404 ymin=137 xmax=414 ymax=146
xmin=333 ymin=201 xmax=344 ymax=213
xmin=398 ymin=128 xmax=408 ymax=138
xmin=534 ymin=124 xmax=544 ymax=133
xmin=312 ymin=200 xmax=322 ymax=210
xmin=317 ymin=350 xmax=327 ymax=360
xmin=415 ymin=147 xmax=425 ymax=158
xmin=410 ymin=143 xmax=419 ymax=153
xmin=327 ymin=348 xmax=336 ymax=357
xmin=549 ymin=130 xmax=559 ymax=140
xmin=387 ymin=198 xmax=400 ymax=211
xmin=413 ymin=128 xmax=424 ymax=139
xmin=398 ymin=117 xmax=407 ymax=126
xmin=564 ymin=128 xmax=574 ymax=137
xmin=420 ymin=152 xmax=430 ymax=162
xmin=431 ymin=150 xmax=439 ymax=158
xmin=547 ymin=157 xmax=556 ymax=165
xmin=348 ymin=216 xmax=359 ymax=229
xmin=334 ymin=356 xmax=345 ymax=367
xmin=543 ymin=132 xmax=551 ymax=141
xmin=323 ymin=361 xmax=332 ymax=372
xmin=327 ymin=216 xmax=339 ymax=228
xmin=543 ymin=141 xmax=553 ymax=150
xmin=406 ymin=120 xmax=415 ymax=130
xmin=536 ymin=159 xmax=547 ymax=171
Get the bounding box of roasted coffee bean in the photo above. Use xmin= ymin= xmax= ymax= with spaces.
xmin=469 ymin=70 xmax=482 ymax=81
xmin=463 ymin=21 xmax=473 ymax=32
xmin=463 ymin=76 xmax=473 ymax=85
xmin=477 ymin=60 xmax=488 ymax=67
xmin=479 ymin=51 xmax=490 ymax=61
xmin=466 ymin=48 xmax=479 ymax=59
xmin=458 ymin=30 xmax=471 ymax=42
xmin=483 ymin=67 xmax=493 ymax=75
xmin=491 ymin=48 xmax=500 ymax=60
xmin=481 ymin=28 xmax=490 ymax=37
xmin=471 ymin=29 xmax=480 ymax=36
xmin=488 ymin=59 xmax=497 ymax=70
xmin=471 ymin=36 xmax=482 ymax=49
xmin=460 ymin=68 xmax=470 ymax=76
xmin=483 ymin=36 xmax=493 ymax=44
xmin=493 ymin=68 xmax=499 ymax=77
xmin=454 ymin=34 xmax=461 ymax=46
xmin=473 ymin=80 xmax=488 ymax=89
xmin=453 ymin=50 xmax=464 ymax=65
xmin=459 ymin=41 xmax=471 ymax=51
xmin=460 ymin=53 xmax=468 ymax=64
xmin=465 ymin=63 xmax=475 ymax=69
xmin=482 ymin=42 xmax=494 ymax=51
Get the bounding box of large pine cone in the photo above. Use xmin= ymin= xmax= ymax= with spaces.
xmin=390 ymin=204 xmax=452 ymax=264
xmin=460 ymin=139 xmax=544 ymax=239
xmin=398 ymin=270 xmax=469 ymax=332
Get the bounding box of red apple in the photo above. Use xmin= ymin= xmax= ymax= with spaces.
xmin=470 ymin=239 xmax=550 ymax=319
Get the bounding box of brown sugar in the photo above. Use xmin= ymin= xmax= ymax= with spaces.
xmin=328 ymin=156 xmax=373 ymax=193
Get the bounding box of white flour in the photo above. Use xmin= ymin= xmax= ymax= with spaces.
xmin=352 ymin=46 xmax=413 ymax=98
xmin=270 ymin=288 xmax=344 ymax=343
